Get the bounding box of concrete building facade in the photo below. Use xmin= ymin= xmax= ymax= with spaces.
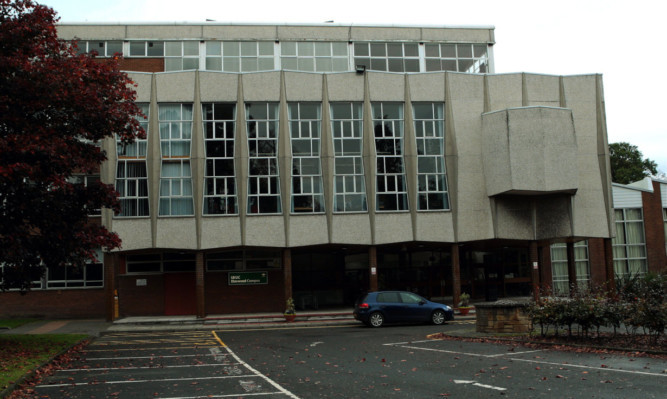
xmin=2 ymin=23 xmax=660 ymax=320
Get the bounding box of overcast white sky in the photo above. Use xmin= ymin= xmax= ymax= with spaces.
xmin=40 ymin=0 xmax=667 ymax=174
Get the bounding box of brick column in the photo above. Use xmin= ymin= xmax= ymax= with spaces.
xmin=603 ymin=238 xmax=616 ymax=294
xmin=451 ymin=244 xmax=461 ymax=307
xmin=566 ymin=242 xmax=577 ymax=296
xmin=529 ymin=241 xmax=540 ymax=301
xmin=539 ymin=244 xmax=553 ymax=294
xmin=195 ymin=252 xmax=205 ymax=319
xmin=283 ymin=249 xmax=292 ymax=302
xmin=369 ymin=246 xmax=378 ymax=292
xmin=104 ymin=252 xmax=117 ymax=322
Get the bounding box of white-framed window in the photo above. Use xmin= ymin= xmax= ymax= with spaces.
xmin=612 ymin=208 xmax=648 ymax=277
xmin=354 ymin=42 xmax=420 ymax=72
xmin=129 ymin=41 xmax=165 ymax=57
xmin=413 ymin=102 xmax=449 ymax=210
xmin=203 ymin=103 xmax=237 ymax=215
xmin=246 ymin=102 xmax=281 ymax=214
xmin=330 ymin=102 xmax=367 ymax=212
xmin=550 ymin=241 xmax=590 ymax=296
xmin=206 ymin=250 xmax=282 ymax=271
xmin=46 ymin=249 xmax=104 ymax=288
xmin=67 ymin=174 xmax=102 ymax=216
xmin=158 ymin=104 xmax=194 ymax=216
xmin=205 ymin=41 xmax=275 ymax=72
xmin=75 ymin=40 xmax=123 ymax=57
xmin=281 ymin=42 xmax=348 ymax=72
xmin=373 ymin=102 xmax=408 ymax=211
xmin=424 ymin=43 xmax=488 ymax=73
xmin=164 ymin=41 xmax=200 ymax=71
xmin=289 ymin=103 xmax=324 ymax=213
xmin=125 ymin=253 xmax=196 ymax=274
xmin=116 ymin=103 xmax=149 ymax=217
xmin=663 ymin=208 xmax=667 ymax=246
xmin=116 ymin=161 xmax=149 ymax=217
xmin=0 ymin=263 xmax=43 ymax=290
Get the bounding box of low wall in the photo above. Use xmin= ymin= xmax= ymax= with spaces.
xmin=475 ymin=300 xmax=531 ymax=333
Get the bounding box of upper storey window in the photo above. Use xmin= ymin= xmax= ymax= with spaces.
xmin=413 ymin=103 xmax=449 ymax=210
xmin=206 ymin=41 xmax=275 ymax=72
xmin=373 ymin=102 xmax=408 ymax=211
xmin=75 ymin=40 xmax=123 ymax=57
xmin=158 ymin=104 xmax=194 ymax=216
xmin=354 ymin=42 xmax=420 ymax=73
xmin=165 ymin=41 xmax=200 ymax=71
xmin=289 ymin=103 xmax=324 ymax=213
xmin=425 ymin=43 xmax=488 ymax=73
xmin=281 ymin=42 xmax=348 ymax=72
xmin=116 ymin=103 xmax=149 ymax=217
xmin=202 ymin=103 xmax=237 ymax=215
xmin=330 ymin=102 xmax=367 ymax=213
xmin=246 ymin=103 xmax=281 ymax=214
xmin=129 ymin=41 xmax=165 ymax=57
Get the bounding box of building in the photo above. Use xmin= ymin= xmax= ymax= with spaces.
xmin=3 ymin=22 xmax=662 ymax=320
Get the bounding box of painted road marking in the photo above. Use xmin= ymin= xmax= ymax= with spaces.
xmin=212 ymin=331 xmax=300 ymax=399
xmin=386 ymin=340 xmax=667 ymax=378
xmin=454 ymin=380 xmax=507 ymax=391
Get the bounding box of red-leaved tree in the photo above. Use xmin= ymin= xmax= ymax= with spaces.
xmin=0 ymin=0 xmax=144 ymax=291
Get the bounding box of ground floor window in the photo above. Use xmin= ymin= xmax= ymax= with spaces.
xmin=612 ymin=208 xmax=647 ymax=277
xmin=1 ymin=251 xmax=104 ymax=290
xmin=550 ymin=241 xmax=590 ymax=295
xmin=126 ymin=252 xmax=196 ymax=274
xmin=206 ymin=249 xmax=281 ymax=271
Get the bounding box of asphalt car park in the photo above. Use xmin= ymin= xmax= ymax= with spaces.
xmin=32 ymin=330 xmax=298 ymax=398
xmin=28 ymin=323 xmax=667 ymax=398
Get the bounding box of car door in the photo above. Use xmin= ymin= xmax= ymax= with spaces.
xmin=399 ymin=292 xmax=431 ymax=321
xmin=376 ymin=292 xmax=403 ymax=322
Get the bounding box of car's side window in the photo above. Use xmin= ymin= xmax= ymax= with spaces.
xmin=399 ymin=292 xmax=422 ymax=304
xmin=377 ymin=292 xmax=400 ymax=303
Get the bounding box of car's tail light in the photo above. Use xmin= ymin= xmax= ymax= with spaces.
xmin=358 ymin=303 xmax=369 ymax=309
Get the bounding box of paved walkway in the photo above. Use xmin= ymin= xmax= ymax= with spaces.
xmin=1 ymin=309 xmax=477 ymax=336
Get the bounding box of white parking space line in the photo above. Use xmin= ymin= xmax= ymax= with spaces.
xmin=212 ymin=331 xmax=300 ymax=399
xmin=57 ymin=363 xmax=239 ymax=372
xmin=36 ymin=375 xmax=253 ymax=388
xmin=83 ymin=354 xmax=219 ymax=361
xmin=386 ymin=339 xmax=667 ymax=378
xmin=510 ymin=357 xmax=667 ymax=377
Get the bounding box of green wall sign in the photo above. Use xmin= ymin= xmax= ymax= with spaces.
xmin=228 ymin=271 xmax=268 ymax=285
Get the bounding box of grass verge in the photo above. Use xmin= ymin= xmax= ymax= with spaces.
xmin=0 ymin=334 xmax=87 ymax=392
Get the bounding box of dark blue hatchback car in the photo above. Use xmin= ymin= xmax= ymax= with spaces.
xmin=353 ymin=291 xmax=454 ymax=327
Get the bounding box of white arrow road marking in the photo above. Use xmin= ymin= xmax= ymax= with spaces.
xmin=454 ymin=380 xmax=507 ymax=391
xmin=310 ymin=341 xmax=324 ymax=347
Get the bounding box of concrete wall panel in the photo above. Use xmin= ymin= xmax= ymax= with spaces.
xmin=331 ymin=214 xmax=373 ymax=245
xmin=156 ymin=218 xmax=197 ymax=249
xmin=415 ymin=213 xmax=455 ymax=242
xmin=241 ymin=72 xmax=281 ymax=101
xmin=288 ymin=216 xmax=329 ymax=247
xmin=155 ymin=71 xmax=196 ymax=101
xmin=199 ymin=73 xmax=239 ymax=102
xmin=245 ymin=216 xmax=286 ymax=247
xmin=326 ymin=73 xmax=365 ymax=101
xmin=201 ymin=217 xmax=242 ymax=249
xmin=284 ymin=72 xmax=323 ymax=101
xmin=112 ymin=219 xmax=153 ymax=251
xmin=128 ymin=73 xmax=153 ymax=102
xmin=374 ymin=213 xmax=413 ymax=244
xmin=408 ymin=73 xmax=445 ymax=102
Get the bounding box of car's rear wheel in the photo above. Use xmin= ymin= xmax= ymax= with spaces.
xmin=368 ymin=312 xmax=384 ymax=327
xmin=431 ymin=309 xmax=446 ymax=325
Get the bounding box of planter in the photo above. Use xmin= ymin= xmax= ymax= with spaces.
xmin=284 ymin=313 xmax=296 ymax=322
xmin=459 ymin=307 xmax=473 ymax=316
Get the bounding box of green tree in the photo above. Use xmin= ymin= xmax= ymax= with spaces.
xmin=609 ymin=142 xmax=657 ymax=184
xmin=0 ymin=0 xmax=144 ymax=291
